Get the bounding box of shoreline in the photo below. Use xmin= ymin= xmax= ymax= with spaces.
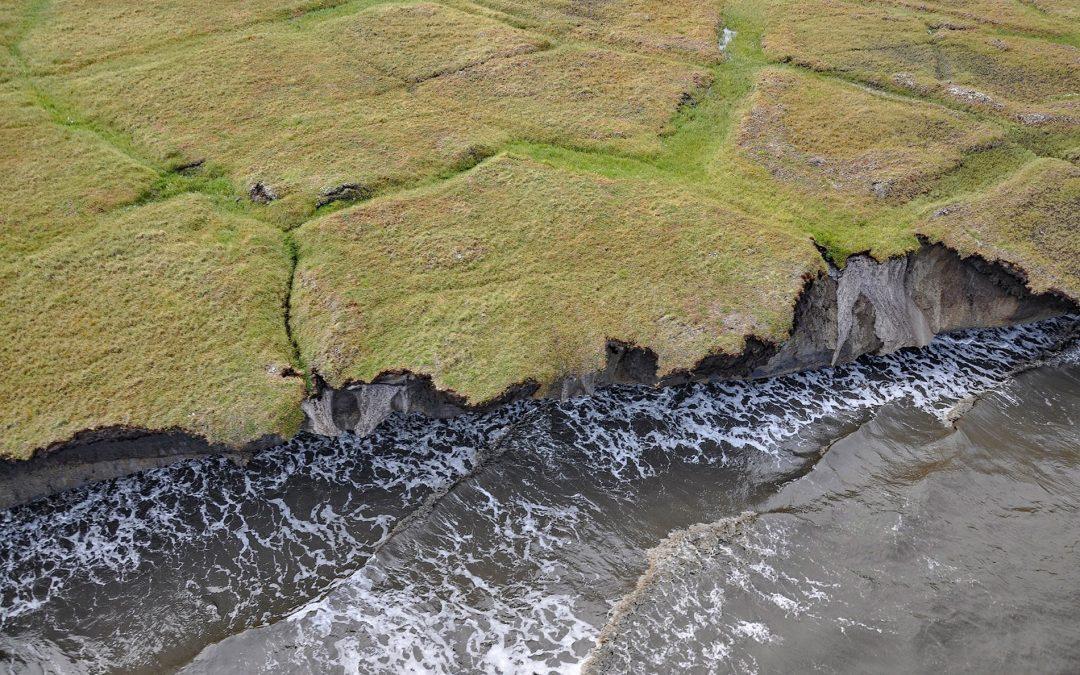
xmin=2 ymin=240 xmax=1074 ymax=510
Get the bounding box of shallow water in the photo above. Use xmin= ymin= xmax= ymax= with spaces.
xmin=588 ymin=347 xmax=1080 ymax=673
xmin=1 ymin=318 xmax=1077 ymax=673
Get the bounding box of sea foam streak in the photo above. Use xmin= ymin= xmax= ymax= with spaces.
xmin=179 ymin=318 xmax=1075 ymax=674
xmin=586 ymin=346 xmax=1080 ymax=673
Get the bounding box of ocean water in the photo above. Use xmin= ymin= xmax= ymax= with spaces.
xmin=588 ymin=343 xmax=1080 ymax=673
xmin=1 ymin=317 xmax=1077 ymax=673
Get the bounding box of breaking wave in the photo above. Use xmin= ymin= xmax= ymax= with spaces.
xmin=0 ymin=317 xmax=1075 ymax=673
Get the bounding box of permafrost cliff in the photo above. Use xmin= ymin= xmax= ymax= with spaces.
xmin=302 ymin=242 xmax=1073 ymax=438
xmin=1 ymin=242 xmax=1074 ymax=509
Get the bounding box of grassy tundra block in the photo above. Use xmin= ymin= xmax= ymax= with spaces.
xmin=763 ymin=0 xmax=1080 ymax=125
xmin=0 ymin=81 xmax=157 ymax=262
xmin=0 ymin=195 xmax=304 ymax=459
xmin=292 ymin=154 xmax=823 ymax=402
xmin=737 ymin=68 xmax=1004 ymax=202
xmin=17 ymin=0 xmax=360 ymax=71
xmin=450 ymin=0 xmax=725 ymax=62
xmin=875 ymin=0 xmax=1077 ymax=37
xmin=40 ymin=2 xmax=709 ymax=216
xmin=920 ymin=158 xmax=1080 ymax=298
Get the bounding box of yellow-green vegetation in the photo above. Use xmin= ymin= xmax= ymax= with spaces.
xmin=763 ymin=0 xmax=1080 ymax=126
xmin=293 ymin=154 xmax=824 ymax=399
xmin=0 ymin=80 xmax=157 ymax=262
xmin=37 ymin=2 xmax=709 ymax=221
xmin=879 ymin=0 xmax=1076 ymax=37
xmin=1 ymin=0 xmax=1077 ymax=459
xmin=0 ymin=194 xmax=304 ymax=460
xmin=0 ymin=48 xmax=16 ymax=82
xmin=920 ymin=158 xmax=1080 ymax=297
xmin=18 ymin=0 xmax=354 ymax=71
xmin=737 ymin=68 xmax=1004 ymax=201
xmin=447 ymin=0 xmax=725 ymax=62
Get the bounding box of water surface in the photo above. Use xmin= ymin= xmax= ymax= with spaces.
xmin=588 ymin=347 xmax=1080 ymax=672
xmin=1 ymin=318 xmax=1076 ymax=673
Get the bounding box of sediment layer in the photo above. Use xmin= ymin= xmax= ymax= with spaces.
xmin=302 ymin=241 xmax=1074 ymax=436
xmin=1 ymin=241 xmax=1073 ymax=510
xmin=0 ymin=430 xmax=276 ymax=511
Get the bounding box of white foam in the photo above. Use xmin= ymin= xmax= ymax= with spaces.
xmin=2 ymin=317 xmax=1074 ymax=671
xmin=200 ymin=318 xmax=1074 ymax=672
xmin=266 ymin=491 xmax=598 ymax=675
xmin=0 ymin=405 xmax=527 ymax=668
xmin=733 ymin=621 xmax=774 ymax=643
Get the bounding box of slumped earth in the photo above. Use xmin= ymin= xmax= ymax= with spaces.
xmin=1 ymin=318 xmax=1077 ymax=672
xmin=1 ymin=0 xmax=1078 ymax=458
xmin=1 ymin=1 xmax=1078 ymax=671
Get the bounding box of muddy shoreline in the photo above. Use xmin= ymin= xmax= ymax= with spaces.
xmin=2 ymin=241 xmax=1074 ymax=510
xmin=1 ymin=316 xmax=1075 ymax=672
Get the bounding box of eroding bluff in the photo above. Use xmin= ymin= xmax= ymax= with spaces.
xmin=1 ymin=240 xmax=1075 ymax=510
xmin=303 ymin=242 xmax=1073 ymax=437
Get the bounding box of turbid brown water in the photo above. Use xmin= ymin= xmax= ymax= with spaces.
xmin=1 ymin=317 xmax=1077 ymax=673
xmin=587 ymin=350 xmax=1080 ymax=673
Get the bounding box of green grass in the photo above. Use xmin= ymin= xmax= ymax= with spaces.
xmin=512 ymin=2 xmax=926 ymax=264
xmin=0 ymin=194 xmax=305 ymax=460
xmin=293 ymin=153 xmax=825 ymax=400
xmin=1 ymin=0 xmax=1077 ymax=458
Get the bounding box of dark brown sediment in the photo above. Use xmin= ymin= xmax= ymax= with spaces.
xmin=302 ymin=241 xmax=1074 ymax=436
xmin=2 ymin=241 xmax=1074 ymax=509
xmin=0 ymin=429 xmax=280 ymax=511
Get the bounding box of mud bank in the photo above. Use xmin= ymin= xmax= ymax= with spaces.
xmin=304 ymin=241 xmax=1074 ymax=436
xmin=0 ymin=430 xmax=276 ymax=511
xmin=2 ymin=242 xmax=1074 ymax=509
